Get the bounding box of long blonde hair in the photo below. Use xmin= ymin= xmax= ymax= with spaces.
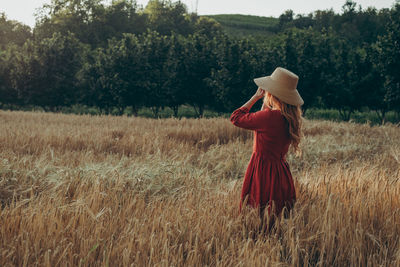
xmin=263 ymin=92 xmax=303 ymax=155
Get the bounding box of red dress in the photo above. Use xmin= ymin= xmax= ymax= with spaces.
xmin=230 ymin=107 xmax=296 ymax=216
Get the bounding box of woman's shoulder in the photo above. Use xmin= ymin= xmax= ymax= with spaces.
xmin=261 ymin=109 xmax=287 ymax=128
xmin=261 ymin=108 xmax=283 ymax=118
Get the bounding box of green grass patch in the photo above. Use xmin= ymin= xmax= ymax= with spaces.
xmin=304 ymin=108 xmax=400 ymax=125
xmin=1 ymin=103 xmax=399 ymax=125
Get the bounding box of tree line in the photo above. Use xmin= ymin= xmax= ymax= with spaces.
xmin=0 ymin=0 xmax=399 ymax=121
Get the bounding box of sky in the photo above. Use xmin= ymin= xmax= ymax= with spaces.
xmin=0 ymin=0 xmax=397 ymax=28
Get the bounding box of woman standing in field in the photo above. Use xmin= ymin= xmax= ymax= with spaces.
xmin=230 ymin=67 xmax=303 ymax=227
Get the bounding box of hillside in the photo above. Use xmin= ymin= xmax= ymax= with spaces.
xmin=205 ymin=14 xmax=279 ymax=37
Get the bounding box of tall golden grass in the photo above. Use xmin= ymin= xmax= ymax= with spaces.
xmin=1 ymin=110 xmax=400 ymax=266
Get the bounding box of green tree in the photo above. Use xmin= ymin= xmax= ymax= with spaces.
xmin=111 ymin=34 xmax=147 ymax=115
xmin=11 ymin=32 xmax=87 ymax=109
xmin=163 ymin=33 xmax=187 ymax=116
xmin=313 ymin=9 xmax=336 ymax=32
xmin=35 ymin=0 xmax=146 ymax=47
xmin=193 ymin=16 xmax=222 ymax=38
xmin=182 ymin=33 xmax=217 ymax=117
xmin=362 ymin=45 xmax=387 ymax=123
xmin=293 ymin=13 xmax=314 ymax=29
xmin=0 ymin=46 xmax=19 ymax=105
xmin=144 ymin=0 xmax=192 ymax=36
xmin=78 ymin=48 xmax=117 ymax=112
xmin=104 ymin=0 xmax=147 ymax=37
xmin=278 ymin=10 xmax=294 ymax=30
xmin=294 ymin=29 xmax=322 ymax=113
xmin=282 ymin=30 xmax=298 ymax=72
xmin=323 ymin=38 xmax=370 ymax=120
xmin=209 ymin=36 xmax=259 ymax=112
xmin=140 ymin=30 xmax=171 ymax=116
xmin=78 ymin=34 xmax=148 ymax=114
xmin=0 ymin=13 xmax=32 ymax=49
xmin=375 ymin=4 xmax=400 ymax=117
xmin=35 ymin=0 xmax=103 ymax=45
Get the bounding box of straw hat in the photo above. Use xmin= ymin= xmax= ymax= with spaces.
xmin=254 ymin=67 xmax=304 ymax=106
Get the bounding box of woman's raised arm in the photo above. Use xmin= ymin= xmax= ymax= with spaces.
xmin=230 ymin=88 xmax=270 ymax=131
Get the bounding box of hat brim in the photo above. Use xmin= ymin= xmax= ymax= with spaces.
xmin=254 ymin=76 xmax=304 ymax=106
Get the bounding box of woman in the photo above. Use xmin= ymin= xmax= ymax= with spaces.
xmin=230 ymin=67 xmax=304 ymax=222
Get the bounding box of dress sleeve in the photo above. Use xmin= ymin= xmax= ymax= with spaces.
xmin=230 ymin=107 xmax=272 ymax=131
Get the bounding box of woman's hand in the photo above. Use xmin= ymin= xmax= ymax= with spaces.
xmin=239 ymin=88 xmax=266 ymax=110
xmin=253 ymin=88 xmax=265 ymax=100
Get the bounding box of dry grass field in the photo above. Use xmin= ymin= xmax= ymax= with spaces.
xmin=1 ymin=110 xmax=400 ymax=266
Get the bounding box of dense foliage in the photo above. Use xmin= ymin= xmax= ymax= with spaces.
xmin=0 ymin=0 xmax=399 ymax=121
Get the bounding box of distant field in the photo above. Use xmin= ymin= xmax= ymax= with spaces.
xmin=206 ymin=14 xmax=278 ymax=37
xmin=2 ymin=104 xmax=399 ymax=125
xmin=1 ymin=110 xmax=400 ymax=265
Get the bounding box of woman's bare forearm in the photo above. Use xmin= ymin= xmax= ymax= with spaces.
xmin=241 ymin=88 xmax=265 ymax=110
xmin=241 ymin=96 xmax=260 ymax=110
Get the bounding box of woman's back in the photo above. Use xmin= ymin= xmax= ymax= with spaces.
xmin=230 ymin=107 xmax=290 ymax=161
